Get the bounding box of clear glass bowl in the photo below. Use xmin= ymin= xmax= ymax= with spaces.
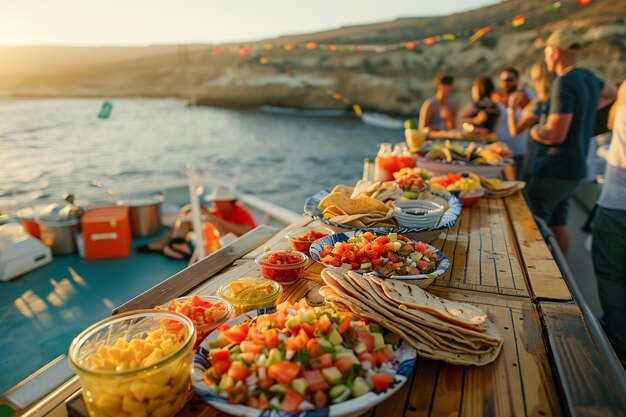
xmin=157 ymin=295 xmax=233 ymax=348
xmin=216 ymin=277 xmax=283 ymax=315
xmin=68 ymin=310 xmax=196 ymax=417
xmin=255 ymin=250 xmax=309 ymax=285
xmin=285 ymin=226 xmax=332 ymax=253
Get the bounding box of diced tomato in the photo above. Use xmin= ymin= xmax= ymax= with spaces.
xmin=212 ymin=359 xmax=231 ymax=376
xmin=306 ymin=339 xmax=323 ymax=358
xmin=258 ymin=377 xmax=274 ymax=389
xmin=416 ymin=259 xmax=432 ymax=270
xmin=415 ymin=242 xmax=428 ymax=252
xmin=312 ymin=390 xmax=328 ymax=409
xmin=350 ymin=262 xmax=360 ymax=270
xmin=304 ymin=370 xmax=330 ymax=392
xmin=228 ymin=385 xmax=248 ymax=404
xmin=316 ymin=314 xmax=331 ymax=333
xmin=300 ymin=323 xmax=314 ymax=338
xmin=212 ymin=349 xmax=230 ymax=362
xmin=375 ymin=347 xmax=395 ymax=364
xmin=239 ymin=352 xmax=256 ymax=364
xmin=222 ymin=323 xmax=249 ymax=344
xmin=338 ymin=317 xmax=351 ymax=335
xmin=268 ymin=362 xmax=301 ymax=385
xmin=358 ymin=352 xmax=377 ymax=367
xmin=334 ymin=356 xmax=354 ymax=374
xmin=281 ymin=389 xmax=304 ymax=413
xmin=371 ymin=258 xmax=384 ymax=266
xmin=353 ymin=330 xmax=375 ymax=352
xmin=227 ymin=361 xmax=250 ymax=382
xmin=360 ymin=232 xmax=374 ymax=242
xmin=371 ymin=373 xmax=395 ymax=392
xmin=264 ymin=328 xmax=279 ymax=349
xmin=309 ymin=353 xmax=333 ymax=369
xmin=257 ymin=393 xmax=269 ymax=410
xmin=374 ymin=236 xmax=390 ymax=244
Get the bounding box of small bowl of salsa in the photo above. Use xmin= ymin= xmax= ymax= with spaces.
xmin=255 ymin=250 xmax=309 ymax=285
xmin=285 ymin=227 xmax=332 ymax=253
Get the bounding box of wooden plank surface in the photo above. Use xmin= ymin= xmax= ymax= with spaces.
xmin=432 ymin=198 xmax=529 ymax=298
xmin=539 ymin=302 xmax=625 ymax=417
xmin=504 ymin=193 xmax=572 ymax=301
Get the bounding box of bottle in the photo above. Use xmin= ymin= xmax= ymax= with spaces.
xmin=362 ymin=157 xmax=374 ymax=182
xmin=394 ymin=142 xmax=416 ymax=172
xmin=374 ymin=143 xmax=393 ymax=181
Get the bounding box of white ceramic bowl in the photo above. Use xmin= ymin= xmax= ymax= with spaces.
xmin=392 ymin=200 xmax=444 ymax=228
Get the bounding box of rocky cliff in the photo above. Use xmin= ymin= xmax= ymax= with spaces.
xmin=4 ymin=0 xmax=625 ymax=116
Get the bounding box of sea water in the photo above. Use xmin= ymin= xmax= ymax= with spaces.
xmin=0 ymin=98 xmax=402 ymax=394
xmin=0 ymin=98 xmax=399 ymax=213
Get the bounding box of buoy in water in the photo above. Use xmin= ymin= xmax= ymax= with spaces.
xmin=98 ymin=101 xmax=113 ymax=119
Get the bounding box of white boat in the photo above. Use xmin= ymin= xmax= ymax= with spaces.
xmin=360 ymin=112 xmax=405 ymax=129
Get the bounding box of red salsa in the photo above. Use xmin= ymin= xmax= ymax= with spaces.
xmin=257 ymin=250 xmax=307 ymax=284
xmin=289 ymin=230 xmax=329 ymax=252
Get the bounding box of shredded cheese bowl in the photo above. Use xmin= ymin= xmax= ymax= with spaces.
xmin=68 ymin=310 xmax=196 ymax=417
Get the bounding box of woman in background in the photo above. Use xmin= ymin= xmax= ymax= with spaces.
xmin=461 ymin=76 xmax=500 ymax=133
xmin=506 ymin=61 xmax=552 ymax=180
xmin=419 ymin=74 xmax=458 ymax=131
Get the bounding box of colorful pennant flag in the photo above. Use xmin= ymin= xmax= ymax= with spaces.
xmin=469 ymin=26 xmax=491 ymax=42
xmin=512 ymin=15 xmax=526 ymax=27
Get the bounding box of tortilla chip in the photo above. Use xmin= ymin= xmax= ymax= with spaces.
xmin=331 ymin=184 xmax=354 ymax=196
xmin=318 ymin=192 xmax=390 ymax=215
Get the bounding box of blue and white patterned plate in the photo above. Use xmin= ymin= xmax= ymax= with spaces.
xmin=192 ymin=311 xmax=417 ymax=417
xmin=309 ymin=231 xmax=450 ymax=288
xmin=303 ymin=190 xmax=461 ymax=242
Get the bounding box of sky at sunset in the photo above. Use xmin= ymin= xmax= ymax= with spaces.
xmin=1 ymin=0 xmax=499 ymax=46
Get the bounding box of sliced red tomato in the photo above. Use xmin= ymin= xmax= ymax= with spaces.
xmin=222 ymin=322 xmax=249 ymax=344
xmin=268 ymin=362 xmax=301 ymax=385
xmin=334 ymin=356 xmax=354 ymax=374
xmin=375 ymin=347 xmax=395 ymax=364
xmin=304 ymin=370 xmax=330 ymax=392
xmin=371 ymin=373 xmax=395 ymax=392
xmin=212 ymin=349 xmax=230 ymax=362
xmin=309 ymin=353 xmax=333 ymax=369
xmin=281 ymin=389 xmax=304 ymax=413
xmin=227 ymin=361 xmax=250 ymax=382
xmin=338 ymin=317 xmax=351 ymax=335
xmin=264 ymin=328 xmax=279 ymax=349
xmin=374 ymin=236 xmax=390 ymax=244
xmin=360 ymin=232 xmax=374 ymax=242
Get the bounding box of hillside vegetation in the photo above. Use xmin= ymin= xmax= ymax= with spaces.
xmin=2 ymin=0 xmax=624 ymax=116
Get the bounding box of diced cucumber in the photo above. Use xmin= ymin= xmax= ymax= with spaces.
xmin=269 ymin=384 xmax=288 ymax=395
xmin=318 ymin=337 xmax=333 ymax=350
xmin=285 ymin=316 xmax=300 ymax=330
xmin=409 ymin=251 xmax=423 ymax=262
xmin=322 ymin=367 xmax=343 ymax=385
xmin=351 ymin=376 xmax=371 ymax=397
xmin=336 ymin=351 xmax=360 ymax=364
xmin=299 ymin=310 xmax=315 ymax=324
xmin=266 ymin=348 xmax=283 ymax=367
xmin=218 ymin=375 xmax=234 ymax=392
xmin=292 ymin=378 xmax=308 ymax=396
xmin=240 ymin=341 xmax=257 ymax=352
xmin=354 ymin=341 xmax=368 ymax=354
xmin=229 ymin=345 xmax=241 ymax=354
xmin=333 ymin=345 xmax=346 ymax=353
xmin=209 ymin=332 xmax=230 ymax=348
xmin=328 ymin=384 xmax=349 ymax=399
xmin=340 ymin=263 xmax=352 ymax=270
xmin=360 ymin=262 xmax=372 ymax=270
xmin=328 ymin=327 xmax=343 ymax=345
xmin=372 ymin=333 xmax=385 ymax=350
xmin=389 ymin=233 xmax=398 ymax=242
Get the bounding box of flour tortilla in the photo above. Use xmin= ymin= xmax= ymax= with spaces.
xmin=320 ymin=277 xmax=501 ymax=366
xmin=379 ymin=278 xmax=488 ymax=331
xmin=323 ymin=277 xmax=494 ymax=355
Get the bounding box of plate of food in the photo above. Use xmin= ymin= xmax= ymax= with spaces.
xmin=418 ymin=140 xmax=512 ymax=177
xmin=309 ymin=231 xmax=449 ymax=288
xmin=304 ymin=188 xmax=461 ymax=243
xmin=192 ymin=301 xmax=416 ymax=417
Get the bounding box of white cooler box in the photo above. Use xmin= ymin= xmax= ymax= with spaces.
xmin=0 ymin=223 xmax=52 ymax=281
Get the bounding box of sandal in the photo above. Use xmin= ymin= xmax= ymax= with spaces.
xmin=163 ymin=237 xmax=192 ymax=261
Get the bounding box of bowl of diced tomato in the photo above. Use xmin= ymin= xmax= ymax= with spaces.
xmin=157 ymin=295 xmax=233 ymax=348
xmin=255 ymin=250 xmax=309 ymax=285
xmin=285 ymin=227 xmax=332 ymax=253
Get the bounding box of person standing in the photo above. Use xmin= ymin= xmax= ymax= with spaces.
xmin=460 ymin=76 xmax=500 ymax=134
xmin=418 ymin=74 xmax=458 ymax=131
xmin=527 ymin=27 xmax=617 ymax=254
xmin=505 ymin=61 xmax=552 ymax=180
xmin=493 ymin=67 xmax=531 ymax=110
xmin=592 ymin=81 xmax=626 ymax=365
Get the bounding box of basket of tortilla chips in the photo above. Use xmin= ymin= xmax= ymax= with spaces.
xmin=304 ymin=180 xmax=461 ymax=243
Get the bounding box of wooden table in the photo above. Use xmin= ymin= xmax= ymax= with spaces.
xmin=67 ymin=193 xmax=625 ymax=417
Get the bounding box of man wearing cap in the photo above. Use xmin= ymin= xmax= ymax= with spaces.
xmin=527 ymin=27 xmax=617 ymax=254
xmin=138 ymin=185 xmax=256 ymax=260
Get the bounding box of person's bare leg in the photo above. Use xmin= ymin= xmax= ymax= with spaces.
xmin=162 ymin=219 xmax=193 ymax=259
xmin=551 ymin=224 xmax=570 ymax=255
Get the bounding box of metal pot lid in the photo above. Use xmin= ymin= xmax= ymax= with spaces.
xmin=118 ymin=193 xmax=164 ymax=207
xmin=38 ymin=203 xmax=82 ymax=222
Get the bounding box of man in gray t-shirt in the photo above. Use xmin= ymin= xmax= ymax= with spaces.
xmin=527 ymin=27 xmax=617 ymax=254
